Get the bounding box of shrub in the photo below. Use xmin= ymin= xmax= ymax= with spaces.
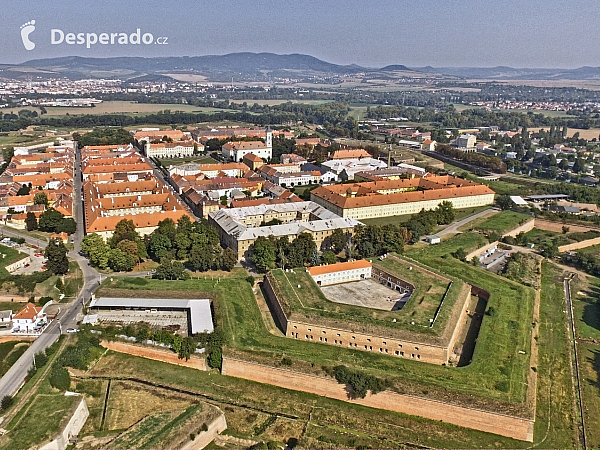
xmin=246 ymin=275 xmax=255 ymax=285
xmin=38 ymin=296 xmax=53 ymax=306
xmin=190 ymin=433 xmax=196 ymax=441
xmin=281 ymin=357 xmax=292 ymax=366
xmin=1 ymin=395 xmax=13 ymax=411
xmin=201 ymin=423 xmax=208 ymax=432
xmin=207 ymin=347 xmax=222 ymax=370
xmin=49 ymin=364 xmax=70 ymax=391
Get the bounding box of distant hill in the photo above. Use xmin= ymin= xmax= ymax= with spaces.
xmin=1 ymin=53 xmax=600 ymax=81
xmin=412 ymin=65 xmax=600 ymax=80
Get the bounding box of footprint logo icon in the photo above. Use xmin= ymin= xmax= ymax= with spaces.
xmin=20 ymin=20 xmax=36 ymax=51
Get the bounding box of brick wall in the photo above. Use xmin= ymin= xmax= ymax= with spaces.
xmin=221 ymin=357 xmax=534 ymax=442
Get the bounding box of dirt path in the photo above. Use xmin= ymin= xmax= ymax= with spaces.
xmin=222 ymin=358 xmax=534 ymax=442
xmin=100 ymin=341 xmax=206 ymax=371
xmin=535 ymin=219 xmax=600 ymax=234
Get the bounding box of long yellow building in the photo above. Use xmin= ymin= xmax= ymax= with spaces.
xmin=310 ymin=175 xmax=495 ymax=220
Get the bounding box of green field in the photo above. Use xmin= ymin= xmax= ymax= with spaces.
xmin=534 ymin=263 xmax=578 ymax=449
xmin=0 ymin=341 xmax=30 ymax=377
xmin=460 ymin=210 xmax=532 ymax=235
xmin=2 ymin=377 xmax=79 ymax=450
xmin=0 ymin=244 xmax=27 ymax=276
xmin=578 ymin=342 xmax=600 ymax=448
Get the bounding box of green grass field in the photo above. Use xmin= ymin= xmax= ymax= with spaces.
xmin=0 ymin=341 xmax=30 ymax=377
xmin=578 ymin=342 xmax=600 ymax=448
xmin=0 ymin=244 xmax=27 ymax=277
xmin=460 ymin=210 xmax=532 ymax=235
xmin=533 ymin=262 xmax=578 ymax=449
xmin=2 ymin=377 xmax=79 ymax=450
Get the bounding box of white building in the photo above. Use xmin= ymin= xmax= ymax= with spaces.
xmin=222 ymin=129 xmax=272 ymax=162
xmin=12 ymin=302 xmax=47 ymax=333
xmin=145 ymin=141 xmax=197 ymax=159
xmin=308 ymin=260 xmax=372 ymax=286
xmin=322 ymin=158 xmax=387 ymax=181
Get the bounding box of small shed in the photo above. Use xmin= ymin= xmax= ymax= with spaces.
xmin=426 ymin=235 xmax=441 ymax=244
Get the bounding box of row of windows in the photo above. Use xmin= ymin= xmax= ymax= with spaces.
xmin=290 ymin=332 xmax=421 ymax=359
xmin=291 ymin=327 xmax=419 ymax=350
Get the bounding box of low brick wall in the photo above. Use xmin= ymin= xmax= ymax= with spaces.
xmin=466 ymin=241 xmax=499 ymax=261
xmin=222 ymin=358 xmax=534 ymax=442
xmin=101 ymin=341 xmax=207 ymax=371
xmin=558 ymin=236 xmax=600 ymax=253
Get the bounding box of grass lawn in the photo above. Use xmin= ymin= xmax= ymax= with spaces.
xmin=460 ymin=210 xmax=532 ymax=234
xmin=0 ymin=341 xmax=30 ymax=377
xmin=2 ymin=377 xmax=79 ymax=450
xmin=571 ymin=274 xmax=600 ymax=341
xmin=0 ymin=301 xmax=27 ymax=313
xmin=98 ymin=250 xmax=533 ymax=416
xmin=578 ymin=342 xmax=600 ymax=449
xmin=0 ymin=244 xmax=27 ymax=276
xmin=86 ymin=351 xmax=532 ymax=449
xmin=532 ymin=262 xmax=577 ymax=449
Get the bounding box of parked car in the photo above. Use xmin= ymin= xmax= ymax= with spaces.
xmin=66 ymin=328 xmax=78 ymax=333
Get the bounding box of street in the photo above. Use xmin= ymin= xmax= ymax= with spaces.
xmin=0 ymin=143 xmax=100 ymax=400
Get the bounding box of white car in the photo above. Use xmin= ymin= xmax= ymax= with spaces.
xmin=66 ymin=328 xmax=78 ymax=333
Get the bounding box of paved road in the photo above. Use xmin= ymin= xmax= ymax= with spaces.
xmin=0 ymin=143 xmax=99 ymax=399
xmin=436 ymin=208 xmax=499 ymax=238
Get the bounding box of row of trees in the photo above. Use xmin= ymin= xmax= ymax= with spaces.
xmin=81 ymin=216 xmax=237 ymax=275
xmin=26 ymin=209 xmax=76 ymax=235
xmin=436 ymin=143 xmax=507 ymax=173
xmin=250 ymin=202 xmax=455 ymax=271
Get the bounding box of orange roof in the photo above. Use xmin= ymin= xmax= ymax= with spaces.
xmin=330 ymin=149 xmax=370 ymax=159
xmin=13 ymin=303 xmax=42 ymax=320
xmin=311 ymin=175 xmax=495 ymax=209
xmin=422 ymin=139 xmax=435 ymax=145
xmin=243 ymin=153 xmax=263 ymax=162
xmin=222 ymin=141 xmax=267 ymax=151
xmin=308 ymin=260 xmax=372 ymax=276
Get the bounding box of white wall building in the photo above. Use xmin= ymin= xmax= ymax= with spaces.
xmin=308 ymin=260 xmax=372 ymax=286
xmin=145 ymin=141 xmax=197 ymax=159
xmin=222 ymin=129 xmax=272 ymax=162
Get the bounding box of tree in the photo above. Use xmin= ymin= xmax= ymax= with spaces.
xmin=178 ymin=336 xmax=197 ymax=361
xmin=435 ymin=201 xmax=455 ymax=225
xmin=148 ymin=233 xmax=173 ymax=261
xmin=540 ymin=241 xmax=558 ymax=259
xmin=221 ymin=248 xmax=237 ymax=271
xmin=81 ymin=233 xmax=110 ymax=269
xmin=109 ymin=219 xmax=139 ymax=247
xmin=49 ymin=364 xmax=70 ymax=391
xmin=287 ymin=233 xmax=316 ymax=268
xmin=16 ymin=184 xmax=30 ymax=196
xmin=33 ymin=192 xmax=49 ymax=207
xmin=329 ymin=229 xmax=347 ymax=254
xmin=562 ymin=226 xmax=570 ymax=234
xmin=1 ymin=395 xmax=13 ymax=411
xmin=572 ymin=158 xmax=586 ymax=173
xmin=107 ymin=248 xmax=136 ymax=272
xmin=38 ymin=208 xmax=64 ymax=232
xmin=57 ymin=217 xmax=77 ymax=235
xmin=188 ymin=243 xmax=213 ymax=272
xmin=25 ymin=212 xmax=38 ymax=231
xmin=321 ymin=250 xmax=337 ymax=265
xmin=251 ymin=236 xmax=276 ymax=272
xmin=44 ymin=239 xmax=69 ymax=275
xmin=117 ymin=239 xmax=141 ymax=263
xmin=155 ymin=259 xmax=186 ymax=280
xmin=496 ymin=194 xmax=512 ymax=211
xmin=452 ymin=247 xmax=467 ymax=262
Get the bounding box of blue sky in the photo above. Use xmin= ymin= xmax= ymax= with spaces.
xmin=1 ymin=0 xmax=599 ymax=68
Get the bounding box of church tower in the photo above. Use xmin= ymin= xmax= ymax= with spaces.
xmin=265 ymin=126 xmax=272 ymax=148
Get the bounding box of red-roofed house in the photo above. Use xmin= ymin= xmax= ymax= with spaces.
xmin=13 ymin=302 xmax=46 ymax=333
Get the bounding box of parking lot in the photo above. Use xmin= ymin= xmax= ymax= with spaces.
xmin=11 ymin=248 xmax=46 ymax=275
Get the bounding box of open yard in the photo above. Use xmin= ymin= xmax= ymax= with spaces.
xmin=0 ymin=341 xmax=30 ymax=377
xmin=0 ymin=244 xmax=27 ymax=276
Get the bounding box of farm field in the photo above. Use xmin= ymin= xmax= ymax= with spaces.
xmin=1 ymin=101 xmax=231 ymax=117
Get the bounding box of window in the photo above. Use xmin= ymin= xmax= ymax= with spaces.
xmin=383 ymin=341 xmax=387 ymax=345
xmin=411 ymin=354 xmax=415 ymax=358
xmin=415 ymin=347 xmax=419 ymax=350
